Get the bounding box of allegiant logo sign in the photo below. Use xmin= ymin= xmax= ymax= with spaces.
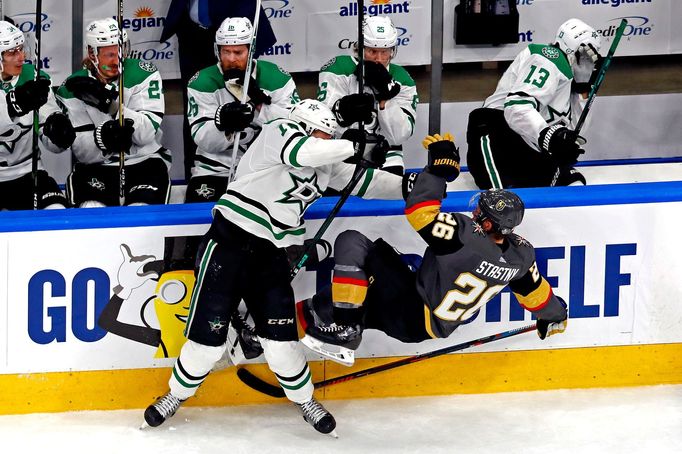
xmin=582 ymin=0 xmax=652 ymax=6
xmin=263 ymin=0 xmax=294 ymax=19
xmin=338 ymin=26 xmax=411 ymax=49
xmin=339 ymin=1 xmax=411 ymax=17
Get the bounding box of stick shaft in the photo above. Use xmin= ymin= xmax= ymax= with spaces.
xmin=32 ymin=0 xmax=43 ymax=210
xmin=117 ymin=0 xmax=125 ymax=203
xmin=227 ymin=0 xmax=262 ymax=184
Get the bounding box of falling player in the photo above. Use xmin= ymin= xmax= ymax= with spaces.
xmin=301 ymin=134 xmax=568 ymax=365
xmin=466 ymin=18 xmax=602 ymax=188
xmin=317 ymin=15 xmax=418 ymax=176
xmin=143 ymin=99 xmax=403 ymax=436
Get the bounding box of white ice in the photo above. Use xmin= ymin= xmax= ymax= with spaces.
xmin=1 ymin=385 xmax=680 ymax=454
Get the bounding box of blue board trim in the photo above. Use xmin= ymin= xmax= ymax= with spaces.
xmin=1 ymin=181 xmax=681 ymax=233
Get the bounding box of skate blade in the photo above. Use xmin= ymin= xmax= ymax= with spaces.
xmin=300 ymin=334 xmax=355 ymax=366
xmin=328 ymin=429 xmax=339 ymax=438
xmin=139 ymin=421 xmax=150 ymax=430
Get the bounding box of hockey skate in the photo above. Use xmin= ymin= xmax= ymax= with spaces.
xmin=141 ymin=392 xmax=185 ymax=429
xmin=299 ymin=299 xmax=362 ymax=367
xmin=296 ymin=397 xmax=338 ymax=437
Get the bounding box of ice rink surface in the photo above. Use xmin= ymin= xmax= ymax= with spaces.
xmin=1 ymin=384 xmax=680 ymax=454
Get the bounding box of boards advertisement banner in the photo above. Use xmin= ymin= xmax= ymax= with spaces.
xmin=1 ymin=198 xmax=681 ymax=375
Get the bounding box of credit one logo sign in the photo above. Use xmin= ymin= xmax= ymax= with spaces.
xmin=598 ymin=16 xmax=654 ymax=39
xmin=263 ymin=0 xmax=294 ymax=19
xmin=338 ymin=26 xmax=412 ymax=49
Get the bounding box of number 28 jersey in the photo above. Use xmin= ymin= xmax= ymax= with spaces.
xmin=405 ymin=171 xmax=561 ymax=339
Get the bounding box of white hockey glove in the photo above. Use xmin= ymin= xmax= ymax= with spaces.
xmin=572 ymin=43 xmax=601 ymax=93
xmin=113 ymin=244 xmax=159 ymax=299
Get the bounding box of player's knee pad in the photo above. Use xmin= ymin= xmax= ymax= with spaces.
xmin=259 ymin=337 xmax=313 ymax=404
xmin=43 ymin=203 xmax=66 ymax=209
xmin=79 ymin=200 xmax=106 ymax=208
xmin=334 ymin=230 xmax=373 ymax=268
xmin=127 ymin=202 xmax=149 ymax=206
xmin=169 ymin=340 xmax=227 ymax=399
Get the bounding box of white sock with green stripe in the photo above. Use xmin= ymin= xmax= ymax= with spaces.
xmin=169 ymin=340 xmax=226 ymax=400
xmin=260 ymin=337 xmax=313 ymax=404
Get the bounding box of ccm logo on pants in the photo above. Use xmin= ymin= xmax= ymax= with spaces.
xmin=268 ymin=318 xmax=294 ymax=325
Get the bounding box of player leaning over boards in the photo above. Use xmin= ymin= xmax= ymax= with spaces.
xmin=317 ymin=15 xmax=418 ymax=176
xmin=467 ymin=18 xmax=602 ymax=188
xmin=57 ymin=18 xmax=171 ymax=207
xmin=301 ymin=134 xmax=568 ymax=365
xmin=185 ymin=16 xmax=299 ymax=203
xmin=143 ymin=100 xmax=403 ymax=436
xmin=0 ymin=20 xmax=74 ymax=210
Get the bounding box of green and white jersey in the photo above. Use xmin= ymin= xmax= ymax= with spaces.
xmin=317 ymin=55 xmax=418 ymax=170
xmin=213 ymin=118 xmax=403 ymax=248
xmin=56 ymin=59 xmax=170 ymax=167
xmin=483 ymin=44 xmax=586 ymax=151
xmin=0 ymin=65 xmax=63 ymax=182
xmin=187 ymin=60 xmax=299 ymax=177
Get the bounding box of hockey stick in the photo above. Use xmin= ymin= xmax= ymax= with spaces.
xmin=31 ymin=0 xmax=43 ymax=210
xmin=237 ymin=323 xmax=537 ymax=398
xmin=117 ymin=0 xmax=125 ymax=204
xmin=551 ymin=18 xmax=627 ymax=186
xmin=227 ymin=0 xmax=262 ymax=184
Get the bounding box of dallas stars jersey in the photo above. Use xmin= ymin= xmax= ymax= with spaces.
xmin=187 ymin=60 xmax=299 ymax=177
xmin=57 ymin=59 xmax=170 ymax=167
xmin=214 ymin=118 xmax=403 ymax=248
xmin=317 ymin=55 xmax=418 ymax=170
xmin=0 ymin=64 xmax=63 ymax=182
xmin=483 ymin=44 xmax=586 ymax=151
xmin=405 ymin=171 xmax=566 ymax=338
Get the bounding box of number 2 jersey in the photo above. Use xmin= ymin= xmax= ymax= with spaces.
xmin=213 ymin=117 xmax=403 ymax=248
xmin=483 ymin=44 xmax=587 ymax=151
xmin=405 ymin=170 xmax=567 ymax=339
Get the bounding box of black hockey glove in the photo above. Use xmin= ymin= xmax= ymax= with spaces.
xmin=64 ymin=76 xmax=118 ymax=114
xmin=6 ymin=77 xmax=50 ymax=117
xmin=423 ymin=133 xmax=460 ymax=182
xmin=537 ymin=296 xmax=568 ymax=340
xmin=285 ymin=239 xmax=332 ymax=269
xmin=214 ymin=101 xmax=255 ymax=134
xmin=43 ymin=112 xmax=76 ymax=149
xmin=538 ymin=125 xmax=586 ymax=166
xmin=359 ymin=60 xmax=401 ymax=101
xmin=332 ymin=93 xmax=374 ymax=127
xmin=94 ymin=118 xmax=135 ymax=157
xmin=223 ymin=68 xmax=272 ymax=106
xmin=341 ymin=129 xmax=389 ymax=169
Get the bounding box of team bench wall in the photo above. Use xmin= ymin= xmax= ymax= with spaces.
xmin=0 ymin=182 xmax=681 ymax=414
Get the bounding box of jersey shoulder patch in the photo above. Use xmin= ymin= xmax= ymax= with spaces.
xmin=256 ymin=60 xmax=293 ymax=92
xmin=320 ymin=55 xmax=356 ymax=76
xmin=188 ymin=65 xmax=223 ymax=93
xmin=138 ymin=60 xmax=158 ymax=73
xmin=123 ymin=58 xmax=157 ymax=88
xmin=527 ymin=44 xmax=572 ymax=79
xmin=389 ymin=63 xmax=416 ymax=87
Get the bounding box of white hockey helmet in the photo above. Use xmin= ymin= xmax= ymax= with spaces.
xmin=214 ymin=17 xmax=253 ymax=59
xmin=555 ymin=18 xmax=601 ymax=64
xmin=288 ymin=99 xmax=338 ymax=136
xmin=0 ymin=21 xmax=25 ymax=74
xmin=85 ymin=18 xmax=129 ymax=60
xmin=363 ymin=16 xmax=398 ymax=49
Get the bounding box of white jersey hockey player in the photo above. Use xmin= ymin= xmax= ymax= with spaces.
xmin=185 ymin=16 xmax=299 ymax=203
xmin=144 ymin=99 xmax=402 ymax=436
xmin=57 ymin=18 xmax=170 ymax=207
xmin=317 ymin=15 xmax=418 ymax=175
xmin=0 ymin=20 xmax=73 ymax=210
xmin=466 ymin=18 xmax=601 ymax=188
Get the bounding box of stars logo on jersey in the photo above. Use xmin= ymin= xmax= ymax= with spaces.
xmin=276 ymin=172 xmax=321 ymax=212
xmin=88 ymin=178 xmax=105 ymax=191
xmin=138 ymin=61 xmax=157 ymax=72
xmin=194 ymin=184 xmax=215 ymax=199
xmin=541 ymin=46 xmax=560 ymax=60
xmin=208 ymin=317 xmax=227 ymax=333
